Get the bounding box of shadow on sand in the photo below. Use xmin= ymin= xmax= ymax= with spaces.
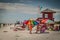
xmin=32 ymin=32 xmax=49 ymax=34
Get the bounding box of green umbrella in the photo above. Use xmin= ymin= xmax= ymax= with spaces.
xmin=45 ymin=19 xmax=54 ymax=24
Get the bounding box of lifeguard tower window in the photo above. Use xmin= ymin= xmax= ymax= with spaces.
xmin=40 ymin=14 xmax=42 ymax=18
xmin=45 ymin=14 xmax=48 ymax=18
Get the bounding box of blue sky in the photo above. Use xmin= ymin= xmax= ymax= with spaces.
xmin=0 ymin=0 xmax=60 ymax=23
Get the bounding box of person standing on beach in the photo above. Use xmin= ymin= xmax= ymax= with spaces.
xmin=28 ymin=24 xmax=33 ymax=34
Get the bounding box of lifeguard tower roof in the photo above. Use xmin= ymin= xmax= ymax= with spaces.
xmin=41 ymin=9 xmax=56 ymax=13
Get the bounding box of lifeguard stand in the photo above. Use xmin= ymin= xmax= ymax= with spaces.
xmin=41 ymin=9 xmax=56 ymax=21
xmin=36 ymin=8 xmax=56 ymax=31
xmin=36 ymin=9 xmax=56 ymax=23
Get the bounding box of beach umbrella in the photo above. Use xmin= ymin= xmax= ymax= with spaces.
xmin=23 ymin=20 xmax=30 ymax=25
xmin=41 ymin=19 xmax=54 ymax=24
xmin=23 ymin=20 xmax=39 ymax=26
xmin=41 ymin=19 xmax=47 ymax=23
xmin=45 ymin=19 xmax=54 ymax=24
xmin=33 ymin=21 xmax=39 ymax=25
xmin=29 ymin=19 xmax=39 ymax=25
xmin=23 ymin=20 xmax=28 ymax=24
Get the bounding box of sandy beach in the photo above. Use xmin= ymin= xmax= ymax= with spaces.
xmin=0 ymin=25 xmax=60 ymax=40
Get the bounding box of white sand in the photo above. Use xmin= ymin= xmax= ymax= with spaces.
xmin=0 ymin=25 xmax=60 ymax=40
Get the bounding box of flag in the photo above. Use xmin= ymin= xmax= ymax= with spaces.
xmin=38 ymin=5 xmax=42 ymax=14
xmin=40 ymin=6 xmax=42 ymax=10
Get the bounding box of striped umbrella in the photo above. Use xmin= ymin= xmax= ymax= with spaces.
xmin=41 ymin=19 xmax=54 ymax=24
xmin=23 ymin=20 xmax=39 ymax=26
xmin=45 ymin=19 xmax=54 ymax=24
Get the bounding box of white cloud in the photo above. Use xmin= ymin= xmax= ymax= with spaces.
xmin=50 ymin=8 xmax=60 ymax=17
xmin=51 ymin=8 xmax=60 ymax=13
xmin=51 ymin=9 xmax=60 ymax=21
xmin=0 ymin=3 xmax=38 ymax=14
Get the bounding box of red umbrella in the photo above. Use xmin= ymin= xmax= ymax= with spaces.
xmin=41 ymin=19 xmax=47 ymax=23
xmin=23 ymin=20 xmax=31 ymax=25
